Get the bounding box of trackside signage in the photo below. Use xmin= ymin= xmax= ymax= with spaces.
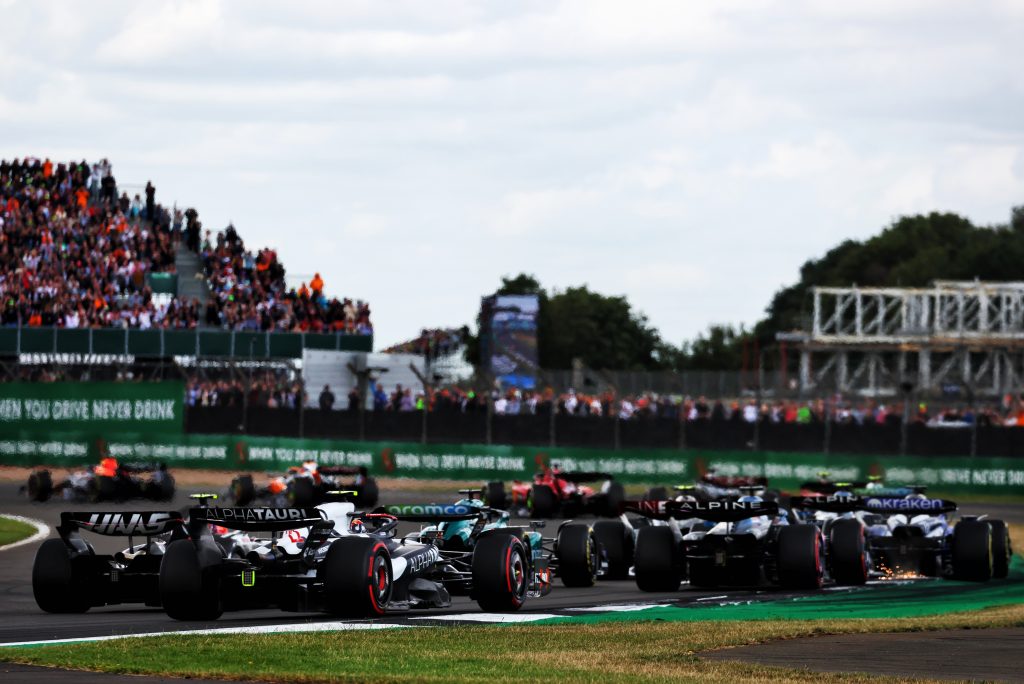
xmin=1 ymin=430 xmax=1023 ymax=494
xmin=0 ymin=382 xmax=183 ymax=435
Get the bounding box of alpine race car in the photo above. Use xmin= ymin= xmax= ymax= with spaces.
xmin=792 ymin=493 xmax=1012 ymax=582
xmin=158 ymin=500 xmax=552 ymax=620
xmin=398 ymin=489 xmax=601 ymax=587
xmin=482 ymin=465 xmax=625 ymax=518
xmin=643 ymin=470 xmax=771 ymax=503
xmin=228 ymin=462 xmax=378 ymax=508
xmin=25 ymin=459 xmax=175 ymax=503
xmin=628 ymin=496 xmax=824 ymax=591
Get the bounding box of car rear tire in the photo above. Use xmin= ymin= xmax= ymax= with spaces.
xmin=643 ymin=486 xmax=668 ymax=501
xmin=830 ymin=518 xmax=868 ymax=585
xmin=777 ymin=524 xmax=823 ymax=589
xmin=230 ymin=475 xmax=255 ymax=506
xmin=593 ymin=519 xmax=634 ymax=580
xmin=556 ymin=523 xmax=599 ymax=587
xmin=634 ymin=525 xmax=682 ymax=592
xmin=287 ymin=476 xmax=316 ymax=507
xmin=360 ymin=477 xmax=380 ymax=508
xmin=990 ymin=520 xmax=1011 ymax=580
xmin=603 ymin=481 xmax=625 ymax=517
xmin=473 ymin=533 xmax=529 ymax=611
xmin=159 ymin=539 xmax=224 ymax=620
xmin=27 ymin=471 xmax=53 ymax=502
xmin=530 ymin=484 xmax=558 ymax=518
xmin=92 ymin=476 xmax=116 ymax=502
xmin=32 ymin=539 xmax=90 ymax=613
xmin=952 ymin=519 xmax=993 ymax=582
xmin=483 ymin=481 xmax=506 ymax=510
xmin=321 ymin=537 xmax=392 ymax=617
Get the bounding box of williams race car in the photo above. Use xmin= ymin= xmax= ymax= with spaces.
xmin=228 ymin=461 xmax=378 ymax=508
xmin=628 ymin=496 xmax=824 ymax=591
xmin=483 ymin=465 xmax=625 ymax=518
xmin=792 ymin=492 xmax=1012 ymax=582
xmin=26 ymin=459 xmax=175 ymax=503
xmin=158 ymin=500 xmax=553 ymax=620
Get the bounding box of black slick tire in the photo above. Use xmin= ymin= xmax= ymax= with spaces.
xmin=593 ymin=519 xmax=634 ymax=580
xmin=952 ymin=519 xmax=993 ymax=582
xmin=603 ymin=481 xmax=625 ymax=517
xmin=830 ymin=518 xmax=868 ymax=585
xmin=32 ymin=539 xmax=90 ymax=613
xmin=159 ymin=539 xmax=224 ymax=620
xmin=287 ymin=477 xmax=316 ymax=507
xmin=634 ymin=525 xmax=682 ymax=592
xmin=231 ymin=475 xmax=255 ymax=506
xmin=360 ymin=477 xmax=380 ymax=508
xmin=484 ymin=481 xmax=507 ymax=510
xmin=777 ymin=524 xmax=823 ymax=589
xmin=530 ymin=484 xmax=558 ymax=518
xmin=990 ymin=520 xmax=1011 ymax=580
xmin=27 ymin=471 xmax=53 ymax=502
xmin=321 ymin=537 xmax=392 ymax=617
xmin=472 ymin=533 xmax=529 ymax=611
xmin=556 ymin=523 xmax=599 ymax=587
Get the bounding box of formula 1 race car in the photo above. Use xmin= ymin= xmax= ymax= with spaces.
xmin=158 ymin=500 xmax=552 ymax=620
xmin=32 ymin=510 xmax=187 ymax=612
xmin=228 ymin=461 xmax=378 ymax=508
xmin=643 ymin=470 xmax=771 ymax=503
xmin=398 ymin=489 xmax=601 ymax=587
xmin=31 ymin=495 xmax=260 ymax=614
xmin=483 ymin=465 xmax=625 ymax=518
xmin=792 ymin=493 xmax=1012 ymax=582
xmin=628 ymin=496 xmax=824 ymax=591
xmin=25 ymin=459 xmax=175 ymax=503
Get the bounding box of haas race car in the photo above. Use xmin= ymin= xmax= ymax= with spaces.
xmin=158 ymin=498 xmax=556 ymax=620
xmin=228 ymin=461 xmax=378 ymax=508
xmin=483 ymin=465 xmax=624 ymax=518
xmin=26 ymin=459 xmax=175 ymax=503
xmin=627 ymin=495 xmax=825 ymax=591
xmin=792 ymin=492 xmax=1012 ymax=582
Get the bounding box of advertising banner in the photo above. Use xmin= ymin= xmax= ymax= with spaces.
xmin=0 ymin=382 xmax=184 ymax=435
xmin=482 ymin=294 xmax=539 ymax=389
xmin=1 ymin=429 xmax=1022 ymax=495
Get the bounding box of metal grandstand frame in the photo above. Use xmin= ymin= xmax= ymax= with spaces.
xmin=786 ymin=281 xmax=1024 ymax=398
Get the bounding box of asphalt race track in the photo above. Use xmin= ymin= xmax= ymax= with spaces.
xmin=2 ymin=480 xmax=1022 ymax=681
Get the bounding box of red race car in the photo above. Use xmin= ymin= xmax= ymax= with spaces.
xmin=483 ymin=465 xmax=624 ymax=518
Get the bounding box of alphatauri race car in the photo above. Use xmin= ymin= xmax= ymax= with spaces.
xmin=26 ymin=459 xmax=175 ymax=503
xmin=628 ymin=496 xmax=824 ymax=591
xmin=398 ymin=489 xmax=602 ymax=587
xmin=228 ymin=462 xmax=378 ymax=508
xmin=483 ymin=465 xmax=625 ymax=518
xmin=792 ymin=493 xmax=1012 ymax=582
xmin=158 ymin=500 xmax=553 ymax=620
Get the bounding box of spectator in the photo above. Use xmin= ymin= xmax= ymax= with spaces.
xmin=318 ymin=384 xmax=335 ymax=411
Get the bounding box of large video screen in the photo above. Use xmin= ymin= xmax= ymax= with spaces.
xmin=483 ymin=294 xmax=539 ymax=389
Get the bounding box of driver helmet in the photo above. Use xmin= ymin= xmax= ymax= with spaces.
xmin=94 ymin=457 xmax=119 ymax=478
xmin=349 ymin=518 xmax=366 ymax=534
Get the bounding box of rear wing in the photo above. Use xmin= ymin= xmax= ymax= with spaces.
xmin=319 ymin=466 xmax=367 ymax=477
xmin=556 ymin=471 xmax=614 ymax=483
xmin=189 ymin=507 xmax=326 ymax=532
xmin=59 ymin=511 xmax=184 ymax=536
xmin=793 ymin=496 xmax=957 ymax=514
xmin=623 ymin=499 xmax=779 ymax=522
xmin=798 ymin=481 xmax=867 ymax=494
xmin=377 ymin=503 xmax=482 ymax=523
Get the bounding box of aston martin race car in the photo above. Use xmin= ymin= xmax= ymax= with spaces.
xmin=25 ymin=459 xmax=175 ymax=503
xmin=399 ymin=489 xmax=601 ymax=587
xmin=228 ymin=461 xmax=378 ymax=508
xmin=792 ymin=493 xmax=1012 ymax=582
xmin=158 ymin=500 xmax=552 ymax=620
xmin=628 ymin=496 xmax=824 ymax=591
xmin=483 ymin=465 xmax=625 ymax=518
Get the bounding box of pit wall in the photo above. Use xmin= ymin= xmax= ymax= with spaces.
xmin=2 ymin=431 xmax=1024 ymax=495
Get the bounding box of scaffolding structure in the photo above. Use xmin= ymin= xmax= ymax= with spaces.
xmin=788 ymin=281 xmax=1024 ymax=398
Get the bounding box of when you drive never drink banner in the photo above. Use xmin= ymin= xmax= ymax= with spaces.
xmin=0 ymin=382 xmax=184 ymax=435
xmin=0 ymin=429 xmax=1022 ymax=494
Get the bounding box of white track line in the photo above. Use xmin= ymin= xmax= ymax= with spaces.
xmin=0 ymin=513 xmax=50 ymax=552
xmin=0 ymin=621 xmax=408 ymax=648
xmin=409 ymin=613 xmax=561 ymax=623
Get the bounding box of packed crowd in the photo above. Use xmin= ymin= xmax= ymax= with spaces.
xmin=0 ymin=157 xmax=196 ymax=328
xmin=185 ymin=373 xmax=305 ymax=409
xmin=0 ymin=157 xmax=372 ymax=334
xmin=197 ymin=221 xmax=372 ymax=334
xmin=382 ymin=327 xmax=468 ymax=359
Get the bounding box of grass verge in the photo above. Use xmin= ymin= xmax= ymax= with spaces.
xmin=0 ymin=515 xmax=37 ymax=547
xmin=2 ymin=604 xmax=1022 ymax=683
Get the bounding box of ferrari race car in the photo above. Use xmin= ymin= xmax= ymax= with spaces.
xmin=228 ymin=461 xmax=378 ymax=508
xmin=158 ymin=499 xmax=553 ymax=620
xmin=792 ymin=492 xmax=1012 ymax=582
xmin=483 ymin=465 xmax=625 ymax=518
xmin=31 ymin=495 xmax=260 ymax=614
xmin=25 ymin=459 xmax=175 ymax=503
xmin=628 ymin=495 xmax=824 ymax=591
xmin=401 ymin=489 xmax=602 ymax=587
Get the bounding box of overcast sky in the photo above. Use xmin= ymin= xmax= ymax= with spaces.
xmin=2 ymin=1 xmax=1022 ymax=350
